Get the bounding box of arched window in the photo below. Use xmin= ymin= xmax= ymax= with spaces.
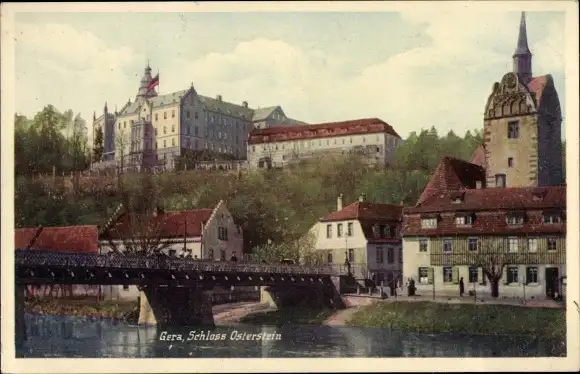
xmin=208 ymin=249 xmax=214 ymax=260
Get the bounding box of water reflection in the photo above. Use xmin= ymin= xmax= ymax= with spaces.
xmin=18 ymin=314 xmax=565 ymax=358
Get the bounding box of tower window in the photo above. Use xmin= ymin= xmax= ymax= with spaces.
xmin=507 ymin=120 xmax=520 ymax=139
xmin=495 ymin=174 xmax=506 ymax=188
xmin=164 ymin=112 xmax=167 ymax=119
xmin=508 ymin=157 xmax=514 ymax=168
xmin=172 ymin=110 xmax=175 ymax=118
xmin=155 ymin=113 xmax=158 ymax=121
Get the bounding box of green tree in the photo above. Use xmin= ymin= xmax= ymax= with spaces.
xmin=93 ymin=126 xmax=104 ymax=163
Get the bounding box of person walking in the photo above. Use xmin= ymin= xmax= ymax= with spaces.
xmin=459 ymin=277 xmax=465 ymax=297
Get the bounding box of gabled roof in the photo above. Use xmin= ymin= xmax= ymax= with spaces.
xmin=199 ymin=95 xmax=254 ymax=120
xmin=321 ymin=201 xmax=403 ymax=222
xmin=248 ymin=118 xmax=401 ymax=145
xmin=102 ymin=208 xmax=214 ymax=240
xmin=416 ymin=157 xmax=486 ymax=206
xmin=406 ymin=186 xmax=566 ymax=214
xmin=15 ymin=225 xmax=99 ymax=253
xmin=527 ymin=75 xmax=550 ymax=107
xmin=252 ymin=106 xmax=279 ymax=122
xmin=470 ymin=144 xmax=486 ymax=169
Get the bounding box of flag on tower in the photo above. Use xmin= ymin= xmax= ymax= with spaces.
xmin=148 ymin=74 xmax=159 ymax=90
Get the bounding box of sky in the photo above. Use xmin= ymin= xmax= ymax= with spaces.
xmin=12 ymin=8 xmax=567 ymax=142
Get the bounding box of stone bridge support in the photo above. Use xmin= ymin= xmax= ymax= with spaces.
xmin=260 ymin=276 xmax=345 ymax=309
xmin=138 ymin=285 xmax=214 ymax=326
xmin=15 ymin=283 xmax=27 ymax=348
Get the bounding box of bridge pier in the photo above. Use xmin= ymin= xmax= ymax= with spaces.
xmin=15 ymin=283 xmax=26 ymax=348
xmin=139 ymin=285 xmax=214 ymax=326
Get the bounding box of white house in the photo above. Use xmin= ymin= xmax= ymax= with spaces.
xmin=98 ymin=200 xmax=244 ymax=300
xmin=309 ymin=194 xmax=404 ymax=285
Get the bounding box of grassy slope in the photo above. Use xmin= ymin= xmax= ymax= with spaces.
xmin=346 ymin=301 xmax=566 ymax=339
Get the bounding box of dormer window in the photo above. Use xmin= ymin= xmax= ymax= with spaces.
xmin=543 ymin=212 xmax=563 ymax=224
xmin=421 ymin=216 xmax=438 ymax=229
xmin=450 ymin=191 xmax=465 ymax=204
xmin=455 ymin=214 xmax=473 ymax=226
xmin=506 ymin=213 xmax=525 ymax=225
xmin=532 ymin=188 xmax=547 ymax=201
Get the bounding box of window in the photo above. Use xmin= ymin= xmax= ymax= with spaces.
xmin=419 ymin=239 xmax=428 ymax=252
xmin=168 ymin=249 xmax=176 ymax=257
xmin=468 ymin=266 xmax=478 ymax=283
xmin=507 ymin=266 xmax=519 ymax=284
xmin=326 ymin=224 xmax=332 ymax=238
xmin=468 ymin=238 xmax=479 ymax=251
xmin=207 ymin=249 xmax=214 ymax=260
xmin=172 ymin=125 xmax=175 ymax=133
xmin=220 ymin=249 xmax=226 ymax=261
xmin=195 ymin=112 xmax=198 ymax=119
xmin=154 ymin=128 xmax=158 ymax=136
xmin=163 ymin=140 xmax=166 ymax=148
xmin=421 ymin=217 xmax=438 ymax=229
xmin=455 ymin=215 xmax=472 ymax=226
xmin=376 ymin=247 xmax=383 ymax=264
xmin=443 ymin=266 xmax=453 ymax=283
xmin=495 ymin=174 xmax=506 ymax=188
xmin=337 ymin=223 xmax=343 ymax=237
xmin=547 ymin=237 xmax=557 ymax=251
xmin=526 ymin=267 xmax=538 ymax=284
xmin=172 ymin=138 xmax=175 ymax=147
xmin=544 ymin=214 xmax=562 ymax=224
xmin=443 ymin=238 xmax=453 ymax=253
xmin=507 ymin=120 xmax=520 ymax=139
xmin=528 ymin=238 xmax=538 ymax=252
xmin=508 ymin=237 xmax=519 ymax=253
xmin=155 ymin=113 xmax=158 ymax=121
xmin=172 ymin=110 xmax=175 ymax=118
xmin=218 ymin=227 xmax=228 ymax=241
xmin=387 ymin=248 xmax=394 ymax=264
xmin=186 ymin=111 xmax=190 ymax=119
xmin=506 ymin=214 xmax=524 ymax=225
xmin=347 ymin=222 xmax=354 ymax=236
xmin=508 ymin=157 xmax=514 ymax=168
xmin=348 ymin=248 xmax=354 ymax=263
xmin=327 ymin=253 xmax=333 ymax=264
xmin=164 ymin=112 xmax=167 ymax=119
xmin=164 ymin=126 xmax=167 ymax=134
xmin=399 ymin=248 xmax=403 ymax=264
xmin=418 ymin=267 xmax=431 ymax=284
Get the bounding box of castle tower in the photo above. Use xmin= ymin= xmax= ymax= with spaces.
xmin=482 ymin=12 xmax=563 ymax=188
xmin=136 ymin=62 xmax=158 ymax=100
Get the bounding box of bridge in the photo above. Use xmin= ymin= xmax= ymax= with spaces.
xmin=14 ymin=249 xmax=346 ymax=346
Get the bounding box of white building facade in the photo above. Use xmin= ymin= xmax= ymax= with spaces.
xmin=247 ymin=118 xmax=402 ymax=169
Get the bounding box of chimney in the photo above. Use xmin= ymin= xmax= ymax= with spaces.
xmin=216 ymin=95 xmax=223 ymax=102
xmin=337 ymin=194 xmax=344 ymax=211
xmin=475 ymin=180 xmax=482 ymax=189
xmin=242 ymin=101 xmax=248 ymax=108
xmin=358 ymin=193 xmax=366 ymax=202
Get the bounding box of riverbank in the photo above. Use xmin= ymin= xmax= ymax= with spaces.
xmin=239 ymin=307 xmax=336 ymax=326
xmin=346 ymin=301 xmax=566 ymax=340
xmin=24 ymin=297 xmax=139 ymax=323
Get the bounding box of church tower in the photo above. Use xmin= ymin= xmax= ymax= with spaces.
xmin=482 ymin=12 xmax=563 ymax=188
xmin=136 ymin=62 xmax=158 ymax=101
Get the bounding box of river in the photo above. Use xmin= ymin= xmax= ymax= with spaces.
xmin=17 ymin=314 xmax=565 ymax=358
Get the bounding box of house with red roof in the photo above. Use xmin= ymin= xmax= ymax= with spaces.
xmin=15 ymin=225 xmax=100 ymax=298
xmin=246 ymin=118 xmax=402 ymax=169
xmin=310 ymin=194 xmax=403 ymax=287
xmin=401 ymin=13 xmax=566 ymax=300
xmin=98 ymin=200 xmax=244 ymax=300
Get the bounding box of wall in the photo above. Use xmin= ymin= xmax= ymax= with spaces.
xmin=179 ymin=92 xmax=207 ymax=155
xmin=365 ymin=242 xmax=402 ymax=281
xmin=313 ymin=220 xmax=367 ymax=266
xmin=247 ymin=132 xmax=401 ymax=169
xmin=152 ymin=102 xmax=181 ymax=170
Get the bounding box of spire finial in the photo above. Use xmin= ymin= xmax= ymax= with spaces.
xmin=512 ymin=11 xmax=532 ymax=83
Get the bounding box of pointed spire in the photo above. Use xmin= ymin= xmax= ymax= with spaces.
xmin=512 ymin=11 xmax=533 ymax=84
xmin=514 ymin=12 xmax=531 ymax=56
xmin=104 ymin=101 xmax=108 ymax=112
xmin=93 ymin=110 xmax=96 ymax=120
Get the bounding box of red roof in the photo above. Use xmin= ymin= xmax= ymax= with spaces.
xmin=403 ymin=209 xmax=565 ymax=236
xmin=103 ymin=208 xmax=214 ymax=240
xmin=470 ymin=144 xmax=486 ymax=169
xmin=526 ymin=75 xmax=549 ymax=106
xmin=406 ymin=186 xmax=566 ymax=214
xmin=248 ymin=118 xmax=401 ymax=145
xmin=416 ymin=157 xmax=486 ymax=206
xmin=322 ymin=201 xmax=403 ymax=222
xmin=15 ymin=226 xmax=99 ymax=253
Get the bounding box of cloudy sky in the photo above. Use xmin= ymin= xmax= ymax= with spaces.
xmin=12 ymin=4 xmax=567 ymax=141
